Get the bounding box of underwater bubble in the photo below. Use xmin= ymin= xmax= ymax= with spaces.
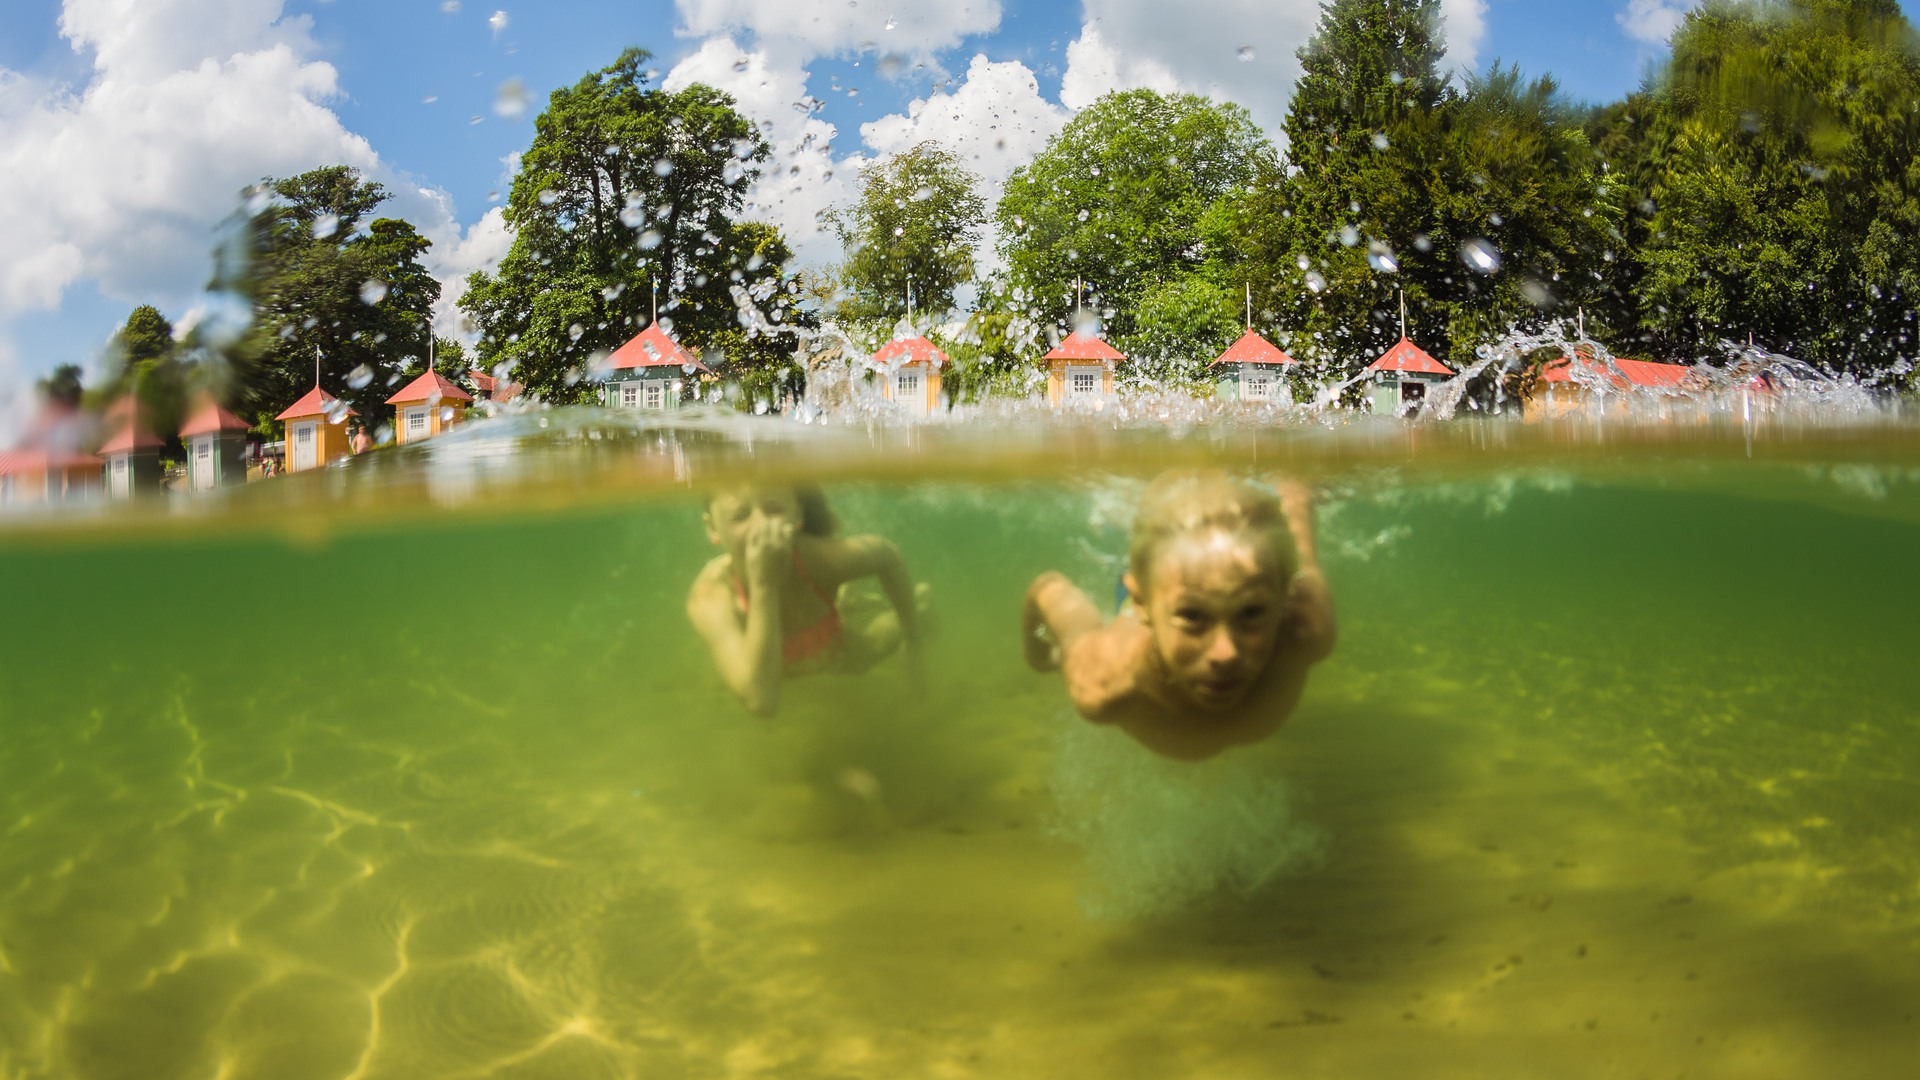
xmin=347 ymin=364 xmax=373 ymax=390
xmin=653 ymin=158 xmax=674 ymax=177
xmin=637 ymin=229 xmax=664 ymax=250
xmin=1371 ymin=132 xmax=1390 ymax=150
xmin=311 ymin=214 xmax=339 ymax=240
xmin=1237 ymin=45 xmax=1255 ymax=62
xmin=493 ymin=78 xmax=529 ymax=120
xmin=1459 ymin=238 xmax=1502 ymax=274
xmin=1366 ymin=240 xmax=1398 ymax=274
xmin=359 ymin=279 xmax=389 ymax=305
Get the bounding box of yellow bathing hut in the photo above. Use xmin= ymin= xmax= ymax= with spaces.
xmin=97 ymin=396 xmax=164 ymax=498
xmin=276 ymin=385 xmax=354 ymax=473
xmin=0 ymin=402 xmax=101 ymax=505
xmin=1043 ymin=330 xmax=1126 ymax=407
xmin=1526 ymin=347 xmax=1694 ymax=420
xmin=387 ymin=369 xmax=473 ymax=444
xmin=179 ymin=395 xmax=252 ymax=491
xmin=871 ymin=334 xmax=948 ymax=417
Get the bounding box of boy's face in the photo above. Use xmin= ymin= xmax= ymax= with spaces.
xmin=1134 ymin=529 xmax=1286 ymax=711
xmin=704 ymin=489 xmax=801 ymax=557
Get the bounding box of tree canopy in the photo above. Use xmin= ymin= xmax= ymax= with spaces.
xmin=460 ymin=47 xmax=810 ymax=402
xmin=829 ymin=142 xmax=986 ymax=338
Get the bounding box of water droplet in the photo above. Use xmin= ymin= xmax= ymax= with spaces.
xmin=568 ymin=323 xmax=585 ymax=342
xmin=441 ymin=1 xmax=460 ymax=12
xmin=732 ymin=55 xmax=750 ymax=73
xmin=722 ymin=159 xmax=745 ymax=185
xmin=753 ymin=399 xmax=769 ymax=415
xmin=1412 ymin=233 xmax=1433 ymax=252
xmin=1296 ymin=253 xmax=1311 ymax=271
xmin=619 ymin=199 xmax=646 ymax=228
xmin=892 ymin=226 xmax=905 ymax=237
xmin=537 ymin=187 xmax=559 ymax=205
xmin=1367 ymin=241 xmax=1398 ymax=274
xmin=1089 ymin=165 xmax=1102 ymax=177
xmin=1077 ymin=209 xmax=1090 ymax=222
xmin=885 ymin=16 xmax=897 ymax=30
xmin=732 ymin=138 xmax=757 ymax=159
xmin=1371 ymin=132 xmax=1390 ymax=151
xmin=654 ymin=158 xmax=674 ymax=177
xmin=878 ymin=54 xmax=904 ymax=78
xmin=1305 ymin=270 xmax=1327 ymax=293
xmin=1338 ymin=225 xmax=1360 ymax=247
xmin=358 ymin=279 xmax=389 ymax=305
xmin=1460 ymin=238 xmax=1502 ymax=274
xmin=488 ymin=10 xmax=507 ymax=36
xmin=493 ymin=78 xmax=529 ymax=120
xmin=637 ymin=229 xmax=664 ymax=250
xmin=325 ymin=400 xmax=350 ymax=424
xmin=347 ymin=364 xmax=373 ymax=389
xmin=1237 ymin=45 xmax=1256 ymax=62
xmin=311 ymin=214 xmax=339 ymax=240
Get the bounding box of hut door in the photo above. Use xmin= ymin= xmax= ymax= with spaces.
xmin=895 ymin=369 xmax=925 ymax=416
xmin=192 ymin=437 xmax=216 ymax=490
xmin=403 ymin=407 xmax=429 ymax=441
xmin=292 ymin=423 xmax=317 ymax=470
xmin=110 ymin=455 xmax=130 ymax=498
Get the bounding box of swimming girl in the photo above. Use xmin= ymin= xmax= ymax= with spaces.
xmin=688 ymin=486 xmax=927 ymax=716
xmin=1022 ymin=471 xmax=1336 ymax=760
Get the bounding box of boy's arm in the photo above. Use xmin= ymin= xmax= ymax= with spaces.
xmin=686 ymin=559 xmax=785 ymax=718
xmin=1024 ymin=572 xmax=1145 ymax=721
xmin=1275 ymin=480 xmax=1337 ymax=663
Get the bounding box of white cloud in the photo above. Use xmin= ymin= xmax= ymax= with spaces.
xmin=665 ymin=37 xmax=856 ymax=267
xmin=0 ymin=0 xmax=507 ymax=428
xmin=1617 ymin=0 xmax=1696 ymax=45
xmin=675 ymin=0 xmax=1003 ymax=57
xmin=1439 ymin=0 xmax=1488 ymax=74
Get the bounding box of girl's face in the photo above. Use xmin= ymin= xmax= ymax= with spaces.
xmin=1134 ymin=529 xmax=1286 ymax=711
xmin=704 ymin=489 xmax=802 ymax=558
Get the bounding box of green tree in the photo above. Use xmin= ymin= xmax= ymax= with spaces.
xmin=829 ymin=142 xmax=986 ymax=337
xmin=994 ymin=89 xmax=1274 ymax=342
xmin=1595 ymin=0 xmax=1920 ymax=373
xmin=36 ymin=364 xmax=84 ymax=408
xmin=215 ymin=165 xmax=441 ymax=425
xmin=90 ymin=305 xmax=193 ymax=451
xmin=460 ymin=47 xmax=807 ymax=402
xmin=1214 ymin=0 xmax=1619 ymax=377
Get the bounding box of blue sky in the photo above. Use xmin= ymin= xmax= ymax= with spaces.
xmin=0 ymin=0 xmax=1905 ymax=433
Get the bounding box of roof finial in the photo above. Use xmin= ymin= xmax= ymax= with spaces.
xmin=1245 ymin=282 xmax=1252 ymax=331
xmin=428 ymin=331 xmax=435 ymax=374
xmin=314 ymin=344 xmax=321 ymax=389
xmin=651 ymin=280 xmax=658 ymax=323
xmin=907 ymin=278 xmax=914 ymax=329
xmin=1577 ymin=306 xmax=1586 ymax=339
xmin=1398 ymin=288 xmax=1407 ymax=340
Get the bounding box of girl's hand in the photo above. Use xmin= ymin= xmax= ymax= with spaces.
xmin=744 ymin=514 xmax=795 ymax=585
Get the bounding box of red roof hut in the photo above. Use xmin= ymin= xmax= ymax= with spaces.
xmin=387 ymin=369 xmax=473 ymax=444
xmin=871 ymin=335 xmax=948 ymax=417
xmin=601 ymin=323 xmax=711 ymax=410
xmin=98 ymin=396 xmax=165 ymax=498
xmin=1365 ymin=337 xmax=1454 ymax=413
xmin=179 ymin=395 xmax=252 ymax=491
xmin=276 ymin=385 xmax=355 ymax=473
xmin=1043 ymin=330 xmax=1125 ymax=407
xmin=1210 ymin=329 xmax=1296 ymax=403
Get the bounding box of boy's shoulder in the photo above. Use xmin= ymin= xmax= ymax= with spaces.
xmin=1062 ymin=618 xmax=1153 ymax=722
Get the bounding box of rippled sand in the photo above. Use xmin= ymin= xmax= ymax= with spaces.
xmin=3 ymin=468 xmax=1916 ymax=1078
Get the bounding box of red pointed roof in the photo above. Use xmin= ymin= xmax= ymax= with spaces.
xmin=1540 ymin=348 xmax=1691 ymax=389
xmin=276 ymin=385 xmax=356 ymax=421
xmin=97 ymin=397 xmax=164 ymax=454
xmin=387 ymin=368 xmax=474 ymax=405
xmin=1366 ymin=337 xmax=1453 ymax=376
xmin=0 ymin=446 xmax=101 ymax=474
xmin=1210 ymin=329 xmax=1296 ymax=368
xmin=179 ymin=396 xmax=251 ymax=438
xmin=1043 ymin=330 xmax=1126 ymax=362
xmin=872 ymin=335 xmax=949 ymax=370
xmin=605 ymin=322 xmax=711 ymax=372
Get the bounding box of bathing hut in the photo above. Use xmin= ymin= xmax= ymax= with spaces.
xmin=1527 ymin=347 xmax=1692 ymax=420
xmin=97 ymin=396 xmax=164 ymax=498
xmin=1043 ymin=331 xmax=1126 ymax=407
xmin=387 ymin=369 xmax=473 ymax=444
xmin=275 ymin=385 xmax=354 ymax=473
xmin=467 ymin=368 xmax=524 ymax=404
xmin=1366 ymin=337 xmax=1454 ymax=413
xmin=0 ymin=402 xmax=101 ymax=506
xmin=1210 ymin=330 xmax=1296 ymax=403
xmin=602 ymin=323 xmax=710 ymax=410
xmin=870 ymin=335 xmax=948 ymax=417
xmin=178 ymin=395 xmax=251 ymax=491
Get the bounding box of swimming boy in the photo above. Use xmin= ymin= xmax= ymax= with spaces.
xmin=688 ymin=485 xmax=927 ymax=716
xmin=1022 ymin=471 xmax=1335 ymax=760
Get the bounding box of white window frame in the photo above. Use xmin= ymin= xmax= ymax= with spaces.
xmin=621 ymin=383 xmax=640 ymax=408
xmin=1066 ymin=365 xmax=1102 ymax=400
xmin=404 ymin=406 xmax=429 ymax=438
xmin=644 ymin=381 xmax=665 ymax=409
xmin=1243 ymin=369 xmax=1272 ymax=402
xmin=192 ymin=436 xmax=215 ymax=490
xmin=292 ymin=422 xmax=317 ymax=470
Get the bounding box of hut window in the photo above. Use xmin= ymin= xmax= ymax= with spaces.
xmin=645 ymin=382 xmax=665 ymax=409
xmin=1400 ymin=381 xmax=1427 ymax=403
xmin=1069 ymin=369 xmax=1099 ymax=398
xmin=1244 ymin=371 xmax=1272 ymax=401
xmin=621 ymin=384 xmax=639 ymax=407
xmin=405 ymin=408 xmax=428 ymax=436
xmin=897 ymin=370 xmax=920 ymax=397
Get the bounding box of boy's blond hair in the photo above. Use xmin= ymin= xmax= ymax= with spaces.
xmin=1128 ymin=471 xmax=1298 ymax=589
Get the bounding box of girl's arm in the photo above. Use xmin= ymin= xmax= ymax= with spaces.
xmin=819 ymin=533 xmax=925 ymax=686
xmin=686 ymin=523 xmax=791 ymax=716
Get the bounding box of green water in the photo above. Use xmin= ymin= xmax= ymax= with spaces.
xmin=3 ymin=423 xmax=1919 ymax=1078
